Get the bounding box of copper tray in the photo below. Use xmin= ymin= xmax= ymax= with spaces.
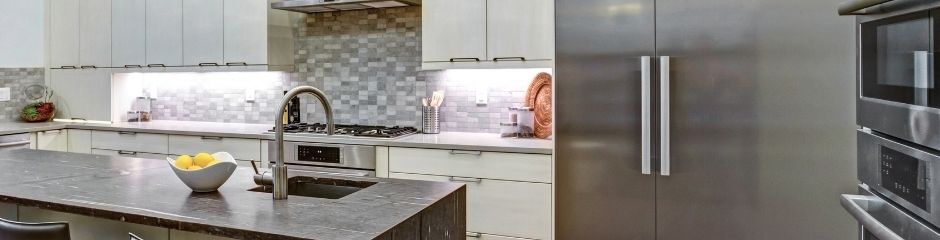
xmin=525 ymin=72 xmax=553 ymax=139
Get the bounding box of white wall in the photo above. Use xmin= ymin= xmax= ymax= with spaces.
xmin=0 ymin=0 xmax=45 ymax=68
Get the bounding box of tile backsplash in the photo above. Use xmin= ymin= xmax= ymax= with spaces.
xmin=126 ymin=6 xmax=548 ymax=133
xmin=0 ymin=68 xmax=44 ymax=121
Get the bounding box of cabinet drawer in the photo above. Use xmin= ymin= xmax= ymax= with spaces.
xmin=391 ymin=173 xmax=551 ymax=240
xmin=91 ymin=131 xmax=168 ymax=153
xmin=468 ymin=233 xmax=534 ymax=240
xmin=168 ymin=135 xmax=261 ymax=161
xmin=389 ymin=147 xmax=551 ymax=183
xmin=92 ymin=149 xmax=167 ymax=160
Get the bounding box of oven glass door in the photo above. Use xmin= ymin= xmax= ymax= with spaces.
xmin=861 ymin=10 xmax=938 ymax=107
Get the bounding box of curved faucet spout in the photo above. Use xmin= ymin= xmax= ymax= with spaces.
xmin=272 ymin=86 xmax=335 ymax=200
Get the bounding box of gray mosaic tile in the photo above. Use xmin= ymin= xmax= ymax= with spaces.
xmin=0 ymin=68 xmax=45 ymax=121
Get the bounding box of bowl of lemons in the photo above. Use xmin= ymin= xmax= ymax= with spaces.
xmin=166 ymin=152 xmax=238 ymax=192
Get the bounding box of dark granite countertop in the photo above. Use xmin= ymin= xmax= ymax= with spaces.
xmin=0 ymin=149 xmax=464 ymax=240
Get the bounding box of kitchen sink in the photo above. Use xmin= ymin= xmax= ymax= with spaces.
xmin=247 ymin=176 xmax=377 ymax=199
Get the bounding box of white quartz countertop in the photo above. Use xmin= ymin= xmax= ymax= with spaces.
xmin=0 ymin=120 xmax=553 ymax=154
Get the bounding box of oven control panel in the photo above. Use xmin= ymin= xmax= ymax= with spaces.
xmin=297 ymin=145 xmax=341 ymax=164
xmin=880 ymin=146 xmax=928 ymax=210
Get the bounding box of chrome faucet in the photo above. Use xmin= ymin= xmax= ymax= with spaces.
xmin=266 ymin=86 xmax=335 ymax=200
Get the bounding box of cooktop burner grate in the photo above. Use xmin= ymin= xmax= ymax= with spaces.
xmin=269 ymin=123 xmax=419 ymax=138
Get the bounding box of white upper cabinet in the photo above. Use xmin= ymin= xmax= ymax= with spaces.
xmin=224 ymin=0 xmax=268 ymax=65
xmin=49 ymin=69 xmax=112 ymax=121
xmin=487 ymin=0 xmax=554 ymax=61
xmin=112 ymin=0 xmax=146 ymax=68
xmin=79 ymin=0 xmax=112 ymax=68
xmin=146 ymin=0 xmax=184 ymax=66
xmin=183 ymin=0 xmax=224 ymax=66
xmin=49 ymin=0 xmax=80 ymax=68
xmin=421 ymin=0 xmax=486 ymax=63
xmin=421 ymin=0 xmax=555 ymax=70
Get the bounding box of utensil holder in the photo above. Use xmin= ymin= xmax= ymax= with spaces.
xmin=422 ymin=106 xmax=440 ymax=134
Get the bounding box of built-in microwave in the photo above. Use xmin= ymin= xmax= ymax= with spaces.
xmin=854 ymin=0 xmax=940 ymax=151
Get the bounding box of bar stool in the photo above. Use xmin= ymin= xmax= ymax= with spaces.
xmin=0 ymin=218 xmax=70 ymax=240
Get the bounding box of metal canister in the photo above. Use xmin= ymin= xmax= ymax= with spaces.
xmin=422 ymin=106 xmax=440 ymax=134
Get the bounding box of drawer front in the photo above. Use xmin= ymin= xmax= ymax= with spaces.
xmin=91 ymin=131 xmax=168 ymax=153
xmin=390 ymin=173 xmax=552 ymax=240
xmin=92 ymin=148 xmax=167 ymax=160
xmin=168 ymin=135 xmax=261 ymax=161
xmin=389 ymin=147 xmax=551 ymax=183
xmin=468 ymin=233 xmax=534 ymax=240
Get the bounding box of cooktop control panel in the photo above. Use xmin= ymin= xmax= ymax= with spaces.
xmin=298 ymin=145 xmax=341 ymax=164
xmin=880 ymin=146 xmax=928 ymax=210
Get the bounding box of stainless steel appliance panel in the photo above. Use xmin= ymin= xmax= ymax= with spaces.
xmin=843 ymin=185 xmax=940 ymax=240
xmin=267 ymin=141 xmax=375 ymax=170
xmin=654 ymin=0 xmax=857 ymax=239
xmin=858 ymin=130 xmax=940 ymax=227
xmin=0 ymin=133 xmax=32 ymax=151
xmin=555 ymin=0 xmax=656 ymax=239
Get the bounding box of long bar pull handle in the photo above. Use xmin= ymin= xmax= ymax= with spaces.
xmin=660 ymin=56 xmax=671 ymax=176
xmin=837 ymin=0 xmax=894 ymax=15
xmin=641 ymin=56 xmax=652 ymax=175
xmin=840 ymin=194 xmax=903 ymax=240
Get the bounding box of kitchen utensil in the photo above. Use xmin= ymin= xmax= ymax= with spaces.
xmin=525 ymin=72 xmax=553 ymax=139
xmin=166 ymin=152 xmax=238 ymax=192
xmin=422 ymin=106 xmax=440 ymax=134
xmin=500 ymin=122 xmax=519 ymax=138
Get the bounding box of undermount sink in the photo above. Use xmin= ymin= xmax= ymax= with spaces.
xmin=248 ymin=176 xmax=377 ymax=199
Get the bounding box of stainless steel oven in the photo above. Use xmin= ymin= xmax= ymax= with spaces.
xmin=850 ymin=130 xmax=940 ymax=240
xmin=267 ymin=141 xmax=376 ymax=177
xmin=850 ymin=0 xmax=940 ymax=151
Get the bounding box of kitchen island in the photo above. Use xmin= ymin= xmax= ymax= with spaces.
xmin=0 ymin=149 xmax=465 ymax=240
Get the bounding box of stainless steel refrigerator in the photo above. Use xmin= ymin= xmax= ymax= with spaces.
xmin=555 ymin=0 xmax=860 ymax=239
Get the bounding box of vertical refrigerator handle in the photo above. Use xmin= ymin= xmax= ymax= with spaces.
xmin=641 ymin=56 xmax=652 ymax=175
xmin=660 ymin=56 xmax=671 ymax=176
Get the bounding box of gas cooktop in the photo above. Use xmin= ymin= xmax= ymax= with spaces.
xmin=268 ymin=123 xmax=419 ymax=138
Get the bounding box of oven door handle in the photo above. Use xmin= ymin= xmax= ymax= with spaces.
xmin=838 ymin=0 xmax=894 ymax=15
xmin=841 ymin=194 xmax=903 ymax=240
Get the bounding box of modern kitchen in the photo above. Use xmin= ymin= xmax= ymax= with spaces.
xmin=0 ymin=0 xmax=933 ymax=239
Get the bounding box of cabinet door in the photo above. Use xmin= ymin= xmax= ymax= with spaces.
xmin=36 ymin=130 xmax=69 ymax=152
xmin=79 ymin=0 xmax=112 ymax=68
xmin=183 ymin=0 xmax=224 ymax=66
xmin=92 ymin=149 xmax=167 ymax=160
xmin=223 ymin=0 xmax=268 ymax=65
xmin=486 ymin=0 xmax=553 ymax=61
xmin=421 ymin=0 xmax=486 ymax=62
xmin=112 ymin=0 xmax=146 ymax=67
xmin=50 ymin=69 xmax=112 ymax=121
xmin=146 ymin=0 xmax=183 ymax=66
xmin=49 ymin=0 xmax=80 ymax=68
xmin=68 ymin=129 xmax=93 ymax=154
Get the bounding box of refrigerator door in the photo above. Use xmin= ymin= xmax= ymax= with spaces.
xmin=654 ymin=0 xmax=857 ymax=239
xmin=555 ymin=0 xmax=656 ymax=239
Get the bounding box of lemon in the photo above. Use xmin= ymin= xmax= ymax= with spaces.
xmin=174 ymin=155 xmax=194 ymax=169
xmin=194 ymin=152 xmax=215 ymax=167
xmin=187 ymin=165 xmax=203 ymax=171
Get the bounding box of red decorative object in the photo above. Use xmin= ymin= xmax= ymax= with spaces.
xmin=525 ymin=72 xmax=553 ymax=139
xmin=21 ymin=102 xmax=55 ymax=122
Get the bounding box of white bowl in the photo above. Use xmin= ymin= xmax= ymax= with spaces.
xmin=166 ymin=152 xmax=238 ymax=192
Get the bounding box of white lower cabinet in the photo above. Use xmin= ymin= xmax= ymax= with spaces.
xmin=36 ymin=129 xmax=69 ymax=152
xmin=68 ymin=129 xmax=93 ymax=154
xmin=19 ymin=207 xmax=169 ymax=240
xmin=91 ymin=149 xmax=168 ymax=160
xmin=390 ymin=172 xmax=551 ymax=240
xmin=91 ymin=131 xmax=169 ymax=154
xmin=387 ymin=147 xmax=553 ymax=240
xmin=168 ymin=135 xmax=260 ymax=161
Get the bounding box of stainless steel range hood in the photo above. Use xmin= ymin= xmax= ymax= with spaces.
xmin=271 ymin=0 xmax=420 ymax=13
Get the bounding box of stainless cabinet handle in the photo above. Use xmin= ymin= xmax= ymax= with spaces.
xmin=466 ymin=232 xmax=482 ymax=238
xmin=838 ymin=0 xmax=894 ymax=15
xmin=641 ymin=56 xmax=652 ymax=175
xmin=448 ymin=176 xmax=482 ymax=183
xmin=660 ymin=56 xmax=671 ymax=176
xmin=59 ymin=66 xmax=77 ymax=69
xmin=70 ymin=118 xmax=86 ymax=121
xmin=124 ymin=64 xmax=143 ymax=68
xmin=0 ymin=141 xmax=31 ymax=148
xmin=80 ymin=65 xmax=97 ymax=69
xmin=840 ymin=194 xmax=903 ymax=240
xmin=117 ymin=131 xmax=137 ymax=135
xmin=492 ymin=57 xmax=526 ymax=62
xmin=200 ymin=136 xmax=223 ymax=140
xmin=147 ymin=64 xmax=166 ymax=67
xmin=225 ymin=62 xmax=248 ymax=66
xmin=449 ymin=150 xmax=482 ymax=155
xmin=198 ymin=63 xmax=220 ymax=66
xmin=117 ymin=150 xmax=137 ymax=156
xmin=448 ymin=58 xmax=481 ymax=62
